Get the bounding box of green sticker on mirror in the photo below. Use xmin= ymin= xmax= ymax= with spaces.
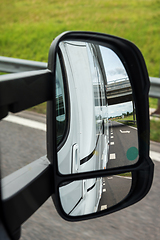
xmin=127 ymin=147 xmax=138 ymax=161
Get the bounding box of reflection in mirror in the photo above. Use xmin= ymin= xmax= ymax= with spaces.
xmin=107 ymin=102 xmax=138 ymax=168
xmin=56 ymin=40 xmax=138 ymax=174
xmin=59 ymin=172 xmax=132 ymax=216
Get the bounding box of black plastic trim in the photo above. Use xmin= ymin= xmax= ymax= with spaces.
xmin=87 ymin=181 xmax=96 ymax=192
xmin=80 ymin=134 xmax=100 ymax=165
xmin=0 ymin=69 xmax=52 ymax=120
xmin=1 ymin=157 xmax=54 ymax=239
xmin=68 ymin=197 xmax=83 ymax=215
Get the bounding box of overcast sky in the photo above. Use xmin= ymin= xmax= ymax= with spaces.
xmin=108 ymin=101 xmax=133 ymax=118
xmin=99 ymin=46 xmax=133 ymax=118
xmin=100 ymin=46 xmax=128 ymax=83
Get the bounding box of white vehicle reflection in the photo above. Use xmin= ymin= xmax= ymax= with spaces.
xmin=56 ymin=41 xmax=133 ymax=215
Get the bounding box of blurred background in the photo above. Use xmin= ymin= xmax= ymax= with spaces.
xmin=0 ymin=0 xmax=160 ymax=239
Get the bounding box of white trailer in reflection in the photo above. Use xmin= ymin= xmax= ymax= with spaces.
xmin=56 ymin=41 xmax=109 ymax=215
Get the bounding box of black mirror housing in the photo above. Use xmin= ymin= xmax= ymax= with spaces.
xmin=47 ymin=31 xmax=154 ymax=221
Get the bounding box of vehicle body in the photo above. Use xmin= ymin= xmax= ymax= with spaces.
xmin=56 ymin=41 xmax=109 ymax=214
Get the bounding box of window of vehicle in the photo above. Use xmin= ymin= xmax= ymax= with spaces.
xmin=87 ymin=44 xmax=101 ymax=134
xmin=56 ymin=52 xmax=68 ymax=146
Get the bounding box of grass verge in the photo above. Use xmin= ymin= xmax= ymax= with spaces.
xmin=149 ymin=97 xmax=158 ymax=109
xmin=0 ymin=0 xmax=160 ymax=77
xmin=30 ymin=102 xmax=47 ymax=115
xmin=119 ymin=172 xmax=132 ymax=178
xmin=150 ymin=119 xmax=160 ymax=142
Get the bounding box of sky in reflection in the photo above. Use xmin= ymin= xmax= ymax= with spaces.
xmin=100 ymin=46 xmax=128 ymax=83
xmin=108 ymin=101 xmax=133 ymax=118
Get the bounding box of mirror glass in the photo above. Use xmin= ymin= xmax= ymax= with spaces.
xmin=56 ymin=40 xmax=138 ymax=174
xmin=59 ymin=172 xmax=132 ymax=216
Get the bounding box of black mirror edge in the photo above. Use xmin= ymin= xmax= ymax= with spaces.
xmin=53 ymin=158 xmax=154 ymax=222
xmin=47 ymin=31 xmax=154 ymax=220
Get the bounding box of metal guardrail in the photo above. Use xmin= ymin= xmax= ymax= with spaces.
xmin=0 ymin=56 xmax=160 ymax=99
xmin=0 ymin=56 xmax=47 ymax=73
xmin=149 ymin=77 xmax=160 ymax=98
xmin=107 ymin=80 xmax=131 ymax=94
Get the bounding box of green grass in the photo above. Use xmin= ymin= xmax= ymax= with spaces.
xmin=1 ymin=0 xmax=160 ymax=139
xmin=119 ymin=172 xmax=132 ymax=177
xmin=29 ymin=102 xmax=47 ymax=115
xmin=113 ymin=114 xmax=137 ymax=127
xmin=150 ymin=119 xmax=160 ymax=142
xmin=149 ymin=97 xmax=158 ymax=109
xmin=0 ymin=0 xmax=160 ymax=77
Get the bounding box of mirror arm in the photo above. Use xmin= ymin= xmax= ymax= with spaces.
xmin=0 ymin=69 xmax=53 ymax=120
xmin=1 ymin=156 xmax=54 ymax=238
xmin=0 ymin=219 xmax=10 ymax=240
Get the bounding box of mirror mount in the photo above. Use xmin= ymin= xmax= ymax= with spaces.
xmin=0 ymin=70 xmax=52 ymax=120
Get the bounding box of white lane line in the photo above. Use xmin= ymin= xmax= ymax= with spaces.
xmin=111 ymin=136 xmax=114 ymax=139
xmin=129 ymin=126 xmax=137 ymax=130
xmin=120 ymin=130 xmax=130 ymax=133
xmin=108 ymin=151 xmax=159 ymax=162
xmin=103 ymin=189 xmax=106 ymax=192
xmin=116 ymin=121 xmax=137 ymax=130
xmin=110 ymin=153 xmax=116 ymax=159
xmin=114 ymin=175 xmax=132 ymax=180
xmin=101 ymin=205 xmax=107 ymax=210
xmin=110 ymin=142 xmax=114 ymax=145
xmin=150 ymin=151 xmax=160 ymax=162
xmin=3 ymin=115 xmax=160 ymax=164
xmin=3 ymin=115 xmax=46 ymax=132
xmin=111 ymin=132 xmax=113 ymax=135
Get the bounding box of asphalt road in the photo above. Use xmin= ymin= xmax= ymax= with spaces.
xmin=0 ymin=113 xmax=160 ymax=240
xmin=107 ymin=121 xmax=138 ymax=169
xmin=98 ymin=175 xmax=131 ymax=211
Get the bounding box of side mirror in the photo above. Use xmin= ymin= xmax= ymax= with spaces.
xmin=47 ymin=31 xmax=154 ymax=220
xmin=0 ymin=31 xmax=154 ymax=239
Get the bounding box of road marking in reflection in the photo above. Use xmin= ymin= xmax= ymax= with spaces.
xmin=103 ymin=189 xmax=106 ymax=192
xmin=3 ymin=116 xmax=159 ymax=165
xmin=110 ymin=142 xmax=114 ymax=145
xmin=3 ymin=114 xmax=46 ymax=132
xmin=101 ymin=205 xmax=107 ymax=210
xmin=120 ymin=130 xmax=130 ymax=133
xmin=129 ymin=126 xmax=137 ymax=130
xmin=110 ymin=153 xmax=116 ymax=159
xmin=111 ymin=136 xmax=114 ymax=139
xmin=150 ymin=151 xmax=160 ymax=162
xmin=114 ymin=175 xmax=132 ymax=180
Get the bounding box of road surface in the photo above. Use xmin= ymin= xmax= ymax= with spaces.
xmin=0 ymin=112 xmax=160 ymax=240
xmin=98 ymin=175 xmax=131 ymax=211
xmin=107 ymin=121 xmax=138 ymax=169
